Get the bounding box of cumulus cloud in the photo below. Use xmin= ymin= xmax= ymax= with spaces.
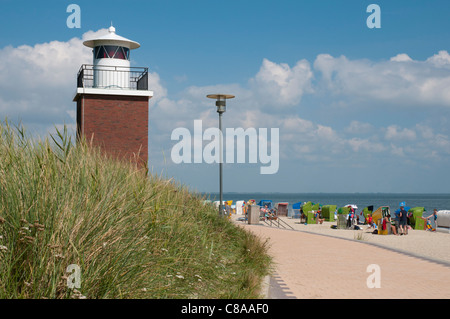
xmin=426 ymin=50 xmax=450 ymax=68
xmin=313 ymin=51 xmax=450 ymax=107
xmin=249 ymin=58 xmax=313 ymax=108
xmin=274 ymin=114 xmax=391 ymax=163
xmin=0 ymin=29 xmax=110 ymax=93
xmin=385 ymin=125 xmax=417 ymax=141
xmin=0 ymin=30 xmax=104 ymax=134
xmin=345 ymin=121 xmax=374 ymax=134
xmin=390 ymin=53 xmax=413 ymax=62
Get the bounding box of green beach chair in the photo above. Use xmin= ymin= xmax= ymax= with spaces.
xmin=306 ymin=211 xmax=316 ymax=224
xmin=408 ymin=207 xmax=426 ymax=229
xmin=414 ymin=217 xmax=426 ymax=230
xmin=302 ymin=201 xmax=313 ymax=215
xmin=363 ymin=206 xmax=373 ymax=221
xmin=337 ymin=206 xmax=350 ymax=215
xmin=321 ymin=205 xmax=337 ymax=222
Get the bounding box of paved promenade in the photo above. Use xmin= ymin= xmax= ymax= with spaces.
xmin=237 ymin=222 xmax=450 ymax=299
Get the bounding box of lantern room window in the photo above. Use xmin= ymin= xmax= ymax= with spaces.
xmin=94 ymin=45 xmax=130 ymax=60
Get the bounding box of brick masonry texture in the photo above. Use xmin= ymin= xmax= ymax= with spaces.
xmin=76 ymin=94 xmax=149 ymax=164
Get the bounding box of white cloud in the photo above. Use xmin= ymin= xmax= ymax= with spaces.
xmin=426 ymin=50 xmax=450 ymax=68
xmin=148 ymin=71 xmax=168 ymax=104
xmin=385 ymin=125 xmax=416 ymax=141
xmin=313 ymin=51 xmax=450 ymax=107
xmin=0 ymin=30 xmax=110 ymax=91
xmin=432 ymin=134 xmax=450 ymax=153
xmin=348 ymin=138 xmax=386 ymax=153
xmin=390 ymin=53 xmax=413 ymax=62
xmin=249 ymin=58 xmax=313 ymax=108
xmin=390 ymin=144 xmax=405 ymax=157
xmin=415 ymin=124 xmax=435 ymax=140
xmin=0 ymin=31 xmax=98 ymax=134
xmin=281 ymin=116 xmax=315 ymax=133
xmin=345 ymin=121 xmax=374 ymax=134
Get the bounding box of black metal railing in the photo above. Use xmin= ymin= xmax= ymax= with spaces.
xmin=262 ymin=216 xmax=295 ymax=230
xmin=77 ymin=64 xmax=149 ymax=90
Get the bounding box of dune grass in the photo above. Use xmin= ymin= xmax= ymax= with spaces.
xmin=0 ymin=120 xmax=272 ymax=299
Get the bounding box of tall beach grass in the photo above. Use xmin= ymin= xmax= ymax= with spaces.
xmin=0 ymin=120 xmax=272 ymax=299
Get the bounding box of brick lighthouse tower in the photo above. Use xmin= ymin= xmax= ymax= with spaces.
xmin=73 ymin=25 xmax=153 ymax=165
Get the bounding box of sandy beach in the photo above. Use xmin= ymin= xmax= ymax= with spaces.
xmin=232 ymin=215 xmax=450 ymax=299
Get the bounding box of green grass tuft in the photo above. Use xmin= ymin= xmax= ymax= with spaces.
xmin=0 ymin=120 xmax=272 ymax=299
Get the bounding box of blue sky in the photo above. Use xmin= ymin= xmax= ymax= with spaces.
xmin=1 ymin=1 xmax=450 ymax=193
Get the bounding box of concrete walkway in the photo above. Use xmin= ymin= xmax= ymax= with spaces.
xmin=238 ymin=223 xmax=450 ymax=299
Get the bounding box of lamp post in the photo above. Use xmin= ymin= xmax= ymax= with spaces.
xmin=206 ymin=94 xmax=235 ymax=216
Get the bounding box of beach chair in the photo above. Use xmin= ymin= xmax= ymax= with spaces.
xmin=337 ymin=214 xmax=347 ymax=229
xmin=321 ymin=205 xmax=337 ymax=222
xmin=302 ymin=202 xmax=312 ymax=215
xmin=306 ymin=212 xmax=316 ymax=224
xmin=275 ymin=202 xmax=289 ymax=217
xmin=377 ymin=219 xmax=392 ymax=235
xmin=408 ymin=207 xmax=425 ymax=230
xmin=302 ymin=202 xmax=320 ymax=214
xmin=372 ymin=206 xmax=390 ymax=226
xmin=414 ymin=218 xmax=426 ymax=230
xmin=338 ymin=206 xmax=350 ymax=215
xmin=292 ymin=202 xmax=302 ymax=219
xmin=436 ymin=210 xmax=450 ymax=233
xmin=335 ymin=206 xmax=350 ymax=229
xmin=363 ymin=206 xmax=374 ymax=223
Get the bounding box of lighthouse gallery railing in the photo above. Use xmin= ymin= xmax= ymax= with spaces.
xmin=77 ymin=64 xmax=148 ymax=90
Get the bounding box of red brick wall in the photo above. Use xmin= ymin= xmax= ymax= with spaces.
xmin=77 ymin=94 xmax=149 ymax=165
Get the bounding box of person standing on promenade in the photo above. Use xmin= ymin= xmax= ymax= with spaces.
xmin=399 ymin=206 xmax=408 ymax=235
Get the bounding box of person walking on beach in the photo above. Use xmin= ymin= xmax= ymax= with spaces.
xmin=399 ymin=206 xmax=408 ymax=235
xmin=422 ymin=209 xmax=438 ymax=231
xmin=347 ymin=207 xmax=355 ymax=228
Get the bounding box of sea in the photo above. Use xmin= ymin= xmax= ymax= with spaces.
xmin=202 ymin=192 xmax=450 ymax=219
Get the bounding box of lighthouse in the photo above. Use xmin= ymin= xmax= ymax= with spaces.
xmin=73 ymin=25 xmax=153 ymax=165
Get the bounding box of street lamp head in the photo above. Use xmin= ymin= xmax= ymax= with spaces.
xmin=206 ymin=94 xmax=235 ymax=114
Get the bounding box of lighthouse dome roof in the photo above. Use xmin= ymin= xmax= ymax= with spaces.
xmin=83 ymin=25 xmax=140 ymax=49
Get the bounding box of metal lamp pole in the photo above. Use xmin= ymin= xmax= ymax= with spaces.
xmin=206 ymin=94 xmax=235 ymax=216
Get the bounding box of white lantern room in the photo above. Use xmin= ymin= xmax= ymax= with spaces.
xmin=82 ymin=25 xmax=140 ymax=89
